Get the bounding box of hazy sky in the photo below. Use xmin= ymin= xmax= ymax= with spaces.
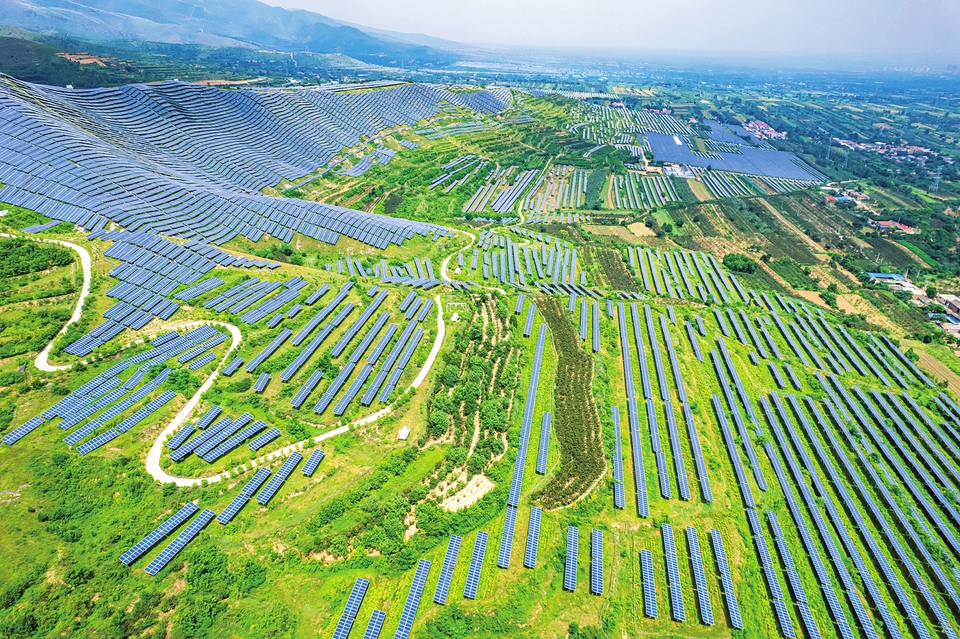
xmin=261 ymin=0 xmax=960 ymax=56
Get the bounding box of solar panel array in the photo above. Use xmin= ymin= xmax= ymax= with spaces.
xmin=363 ymin=610 xmax=387 ymax=639
xmin=463 ymin=532 xmax=488 ymax=600
xmin=496 ymin=505 xmax=518 ymax=569
xmin=144 ymin=508 xmax=216 ymax=575
xmin=709 ymin=529 xmax=743 ymax=630
xmin=507 ymin=324 xmax=547 ymax=508
xmin=661 ymin=524 xmax=685 ymax=621
xmin=685 ymin=527 xmax=714 ymax=625
xmin=0 ymin=80 xmax=502 ymax=254
xmin=332 ymin=578 xmax=369 ymax=639
xmin=255 ymin=452 xmax=302 ymax=505
xmin=610 ymin=407 xmax=626 ymax=509
xmin=640 ymin=549 xmax=658 ymax=619
xmin=119 ymin=502 xmax=199 ymax=565
xmin=433 ymin=535 xmax=462 ymax=605
xmin=523 ymin=506 xmax=542 ymax=569
xmin=302 ymin=449 xmax=326 ymax=476
xmin=590 ymin=529 xmax=603 ymax=595
xmin=535 ymin=412 xmax=551 ymax=475
xmin=616 ymin=303 xmax=648 ymax=517
xmin=564 ymin=526 xmax=578 ymax=592
xmin=393 ymin=559 xmax=431 ymax=639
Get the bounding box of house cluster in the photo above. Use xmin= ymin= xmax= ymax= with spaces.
xmin=866 ymin=218 xmax=918 ymax=234
xmin=935 ymin=294 xmax=960 ymax=336
xmin=868 ymin=273 xmax=960 ymax=337
xmin=867 ymin=272 xmax=926 ymax=297
xmin=743 ymin=120 xmax=787 ymax=140
xmin=832 ymin=137 xmax=954 ymax=168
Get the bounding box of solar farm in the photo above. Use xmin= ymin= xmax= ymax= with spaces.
xmin=2 ymin=73 xmax=960 ymax=639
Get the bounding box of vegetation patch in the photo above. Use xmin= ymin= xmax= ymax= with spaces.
xmin=534 ymin=296 xmax=604 ymax=509
xmin=597 ymin=248 xmax=639 ymax=291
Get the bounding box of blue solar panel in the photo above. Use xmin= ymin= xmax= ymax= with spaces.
xmin=119 ymin=502 xmax=199 ymax=565
xmin=590 ymin=529 xmax=603 ymax=595
xmin=640 ymin=549 xmax=658 ymax=618
xmin=255 ymin=452 xmax=302 ymax=505
xmin=144 ymin=508 xmax=216 ymax=575
xmin=535 ymin=413 xmax=551 ymax=475
xmin=302 ymin=449 xmax=326 ymax=476
xmin=661 ymin=524 xmax=685 ymax=621
xmin=341 ymin=578 xmax=370 ymax=620
xmin=393 ymin=559 xmax=430 ymax=639
xmin=253 ymin=372 xmax=270 ymax=393
xmin=248 ymin=428 xmax=281 ymax=451
xmin=709 ymin=529 xmax=742 ymax=630
xmin=215 ymin=493 xmax=250 ymax=525
xmin=241 ymin=468 xmax=272 ymax=495
xmin=2 ymin=415 xmax=46 ymax=445
xmin=686 ymin=527 xmax=713 ymax=625
xmin=331 ymin=616 xmax=354 ymax=639
xmin=463 ymin=531 xmax=488 ymax=600
xmin=434 ymin=535 xmax=462 ymax=605
xmin=611 ymin=407 xmax=626 ymax=509
xmin=564 ymin=526 xmax=578 ymax=592
xmin=523 ymin=506 xmax=541 ymax=569
xmin=497 ymin=505 xmax=518 ymax=568
xmin=363 ymin=610 xmax=386 ymax=639
xmin=77 ymin=427 xmax=120 ymax=455
xmin=166 ymin=423 xmax=195 ymax=450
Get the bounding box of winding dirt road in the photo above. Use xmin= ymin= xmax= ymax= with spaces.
xmin=0 ymin=233 xmax=93 ymax=373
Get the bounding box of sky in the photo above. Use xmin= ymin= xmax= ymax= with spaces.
xmin=260 ymin=0 xmax=960 ymax=57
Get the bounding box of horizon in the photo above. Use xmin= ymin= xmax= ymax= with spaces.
xmin=261 ymin=0 xmax=960 ymax=59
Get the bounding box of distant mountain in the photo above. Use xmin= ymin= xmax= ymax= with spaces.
xmin=0 ymin=0 xmax=460 ymax=65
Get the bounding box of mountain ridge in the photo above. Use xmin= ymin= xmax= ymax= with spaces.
xmin=0 ymin=0 xmax=461 ymax=64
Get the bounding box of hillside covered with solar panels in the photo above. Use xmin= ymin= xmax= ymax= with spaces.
xmin=2 ymin=71 xmax=960 ymax=639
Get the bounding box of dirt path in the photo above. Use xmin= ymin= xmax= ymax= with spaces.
xmin=0 ymin=234 xmax=94 ymax=373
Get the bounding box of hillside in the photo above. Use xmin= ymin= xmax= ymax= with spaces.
xmin=0 ymin=0 xmax=457 ymax=65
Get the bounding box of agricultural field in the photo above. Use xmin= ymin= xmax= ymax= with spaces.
xmin=1 ymin=73 xmax=960 ymax=639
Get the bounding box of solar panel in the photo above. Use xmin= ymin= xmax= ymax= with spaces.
xmin=393 ymin=559 xmax=430 ymax=639
xmin=640 ymin=549 xmax=658 ymax=618
xmin=661 ymin=524 xmax=685 ymax=621
xmin=241 ymin=467 xmax=272 ymax=495
xmin=611 ymin=407 xmax=625 ymax=509
xmin=523 ymin=506 xmax=541 ymax=569
xmin=255 ymin=452 xmax=302 ymax=505
xmin=535 ymin=412 xmax=551 ymax=475
xmin=463 ymin=531 xmax=488 ymax=600
xmin=363 ymin=610 xmax=386 ymax=639
xmin=342 ymin=578 xmax=370 ymax=619
xmin=119 ymin=502 xmax=199 ymax=565
xmin=434 ymin=535 xmax=462 ymax=605
xmin=497 ymin=505 xmax=517 ymax=568
xmin=331 ymin=616 xmax=354 ymax=639
xmin=685 ymin=527 xmax=713 ymax=625
xmin=144 ymin=508 xmax=216 ymax=575
xmin=302 ymin=449 xmax=326 ymax=476
xmin=709 ymin=529 xmax=742 ymax=630
xmin=564 ymin=526 xmax=578 ymax=592
xmin=253 ymin=372 xmax=271 ymax=393
xmin=590 ymin=529 xmax=603 ymax=595
xmin=248 ymin=427 xmax=281 ymax=451
xmin=2 ymin=415 xmax=47 ymax=446
xmin=215 ymin=493 xmax=250 ymax=525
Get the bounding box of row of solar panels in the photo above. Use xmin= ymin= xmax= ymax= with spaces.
xmin=118 ymin=448 xmax=323 ymax=575
xmin=1 ymin=78 xmax=480 ymax=247
xmin=4 ymin=325 xmax=223 ymax=447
